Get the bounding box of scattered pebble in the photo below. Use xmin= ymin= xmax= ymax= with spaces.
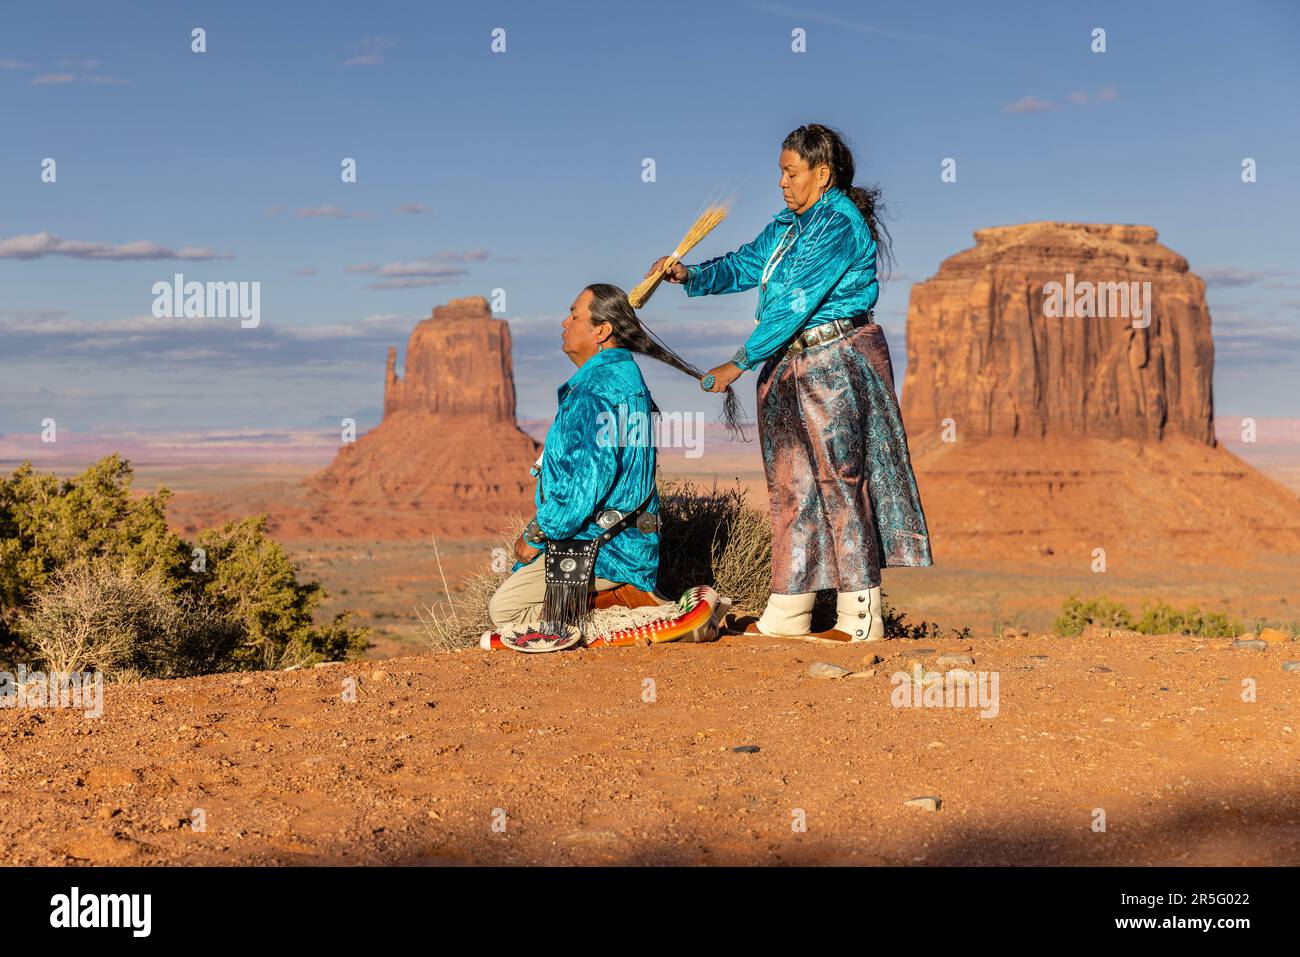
xmin=1091 ymin=665 xmax=1113 ymax=673
xmin=904 ymin=796 xmax=942 ymax=812
xmin=808 ymin=662 xmax=852 ymax=680
xmin=1282 ymin=662 xmax=1300 ymax=672
xmin=1002 ymin=626 xmax=1029 ymax=638
xmin=861 ymin=654 xmax=884 ymax=667
xmin=732 ymin=745 xmax=760 ymax=754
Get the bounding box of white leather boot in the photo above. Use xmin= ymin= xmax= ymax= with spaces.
xmin=750 ymin=591 xmax=817 ymax=637
xmin=834 ymin=585 xmax=885 ymax=642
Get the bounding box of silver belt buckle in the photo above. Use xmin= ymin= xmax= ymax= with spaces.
xmin=596 ymin=509 xmax=622 ymax=529
xmin=636 ymin=512 xmax=659 ymax=534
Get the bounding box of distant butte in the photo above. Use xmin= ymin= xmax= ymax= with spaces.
xmin=901 ymin=222 xmax=1300 ymax=564
xmin=301 ymin=296 xmax=541 ymax=537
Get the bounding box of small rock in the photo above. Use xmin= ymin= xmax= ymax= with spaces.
xmin=847 ymin=670 xmax=876 ymax=679
xmin=911 ymin=648 xmax=936 ymax=654
xmin=732 ymin=745 xmax=760 ymax=753
xmin=904 ymin=796 xmax=942 ymax=812
xmin=1028 ymin=655 xmax=1050 ymax=661
xmin=94 ymin=806 xmax=120 ymax=821
xmin=937 ymin=653 xmax=975 ymax=667
xmin=861 ymin=654 xmax=884 ymax=667
xmin=1259 ymin=627 xmax=1290 ymax=644
xmin=370 ymin=670 xmax=390 ymax=683
xmin=945 ymin=668 xmax=978 ymax=682
xmin=808 ymin=662 xmax=852 ymax=680
xmin=1232 ymin=639 xmax=1268 ymax=651
xmin=1282 ymin=662 xmax=1300 ymax=672
xmin=1091 ymin=665 xmax=1113 ymax=673
xmin=1002 ymin=626 xmax=1029 ymax=638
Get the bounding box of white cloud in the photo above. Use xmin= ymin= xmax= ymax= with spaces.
xmin=0 ymin=231 xmax=230 ymax=261
xmin=293 ymin=205 xmax=372 ymax=219
xmin=1004 ymin=95 xmax=1056 ymax=113
xmin=32 ymin=72 xmax=75 ymax=85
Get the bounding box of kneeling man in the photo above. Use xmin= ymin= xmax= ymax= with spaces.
xmin=488 ymin=284 xmax=669 ymax=633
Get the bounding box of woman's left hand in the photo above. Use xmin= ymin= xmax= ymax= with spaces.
xmin=702 ymin=362 xmax=743 ymax=393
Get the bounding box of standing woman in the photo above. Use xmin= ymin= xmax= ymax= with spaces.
xmin=648 ymin=124 xmax=932 ymax=640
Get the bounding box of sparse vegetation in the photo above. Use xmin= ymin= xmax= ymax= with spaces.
xmin=1055 ymin=594 xmax=1246 ymax=638
xmin=0 ymin=454 xmax=368 ymax=676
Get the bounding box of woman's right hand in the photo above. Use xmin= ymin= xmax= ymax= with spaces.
xmin=648 ymin=257 xmax=689 ymax=284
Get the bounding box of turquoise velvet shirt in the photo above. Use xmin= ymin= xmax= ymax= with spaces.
xmin=512 ymin=346 xmax=660 ymax=592
xmin=684 ymin=185 xmax=879 ymax=369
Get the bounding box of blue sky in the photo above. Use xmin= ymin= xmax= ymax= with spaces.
xmin=3 ymin=0 xmax=1299 ymax=441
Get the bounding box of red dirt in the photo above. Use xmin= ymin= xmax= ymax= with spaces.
xmin=3 ymin=630 xmax=1296 ymax=866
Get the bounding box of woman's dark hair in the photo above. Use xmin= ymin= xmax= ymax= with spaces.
xmin=584 ymin=283 xmax=747 ymax=441
xmin=782 ymin=123 xmax=894 ymax=276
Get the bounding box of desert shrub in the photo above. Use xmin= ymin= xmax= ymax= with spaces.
xmin=1135 ymin=602 xmax=1240 ymax=639
xmin=0 ymin=454 xmax=188 ymax=655
xmin=659 ymin=479 xmax=770 ymax=612
xmin=1055 ymin=594 xmax=1245 ymax=638
xmin=1054 ymin=595 xmax=1136 ymax=636
xmin=15 ymin=560 xmax=242 ymax=677
xmin=192 ymin=516 xmax=367 ymax=669
xmin=1 ymin=455 xmax=368 ymax=674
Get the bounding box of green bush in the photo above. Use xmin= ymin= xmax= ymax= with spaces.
xmin=1 ymin=455 xmax=367 ymax=674
xmin=1055 ymin=594 xmax=1244 ymax=638
xmin=1054 ymin=595 xmax=1135 ymax=636
xmin=1135 ymin=602 xmax=1239 ymax=639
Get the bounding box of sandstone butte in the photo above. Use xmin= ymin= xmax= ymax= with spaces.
xmin=300 ymin=296 xmax=540 ymax=538
xmin=900 ymin=221 xmax=1300 ymax=564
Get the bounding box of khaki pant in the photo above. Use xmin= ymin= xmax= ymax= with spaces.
xmin=487 ymin=557 xmax=623 ymax=629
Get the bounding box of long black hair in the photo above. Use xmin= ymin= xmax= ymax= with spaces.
xmin=782 ymin=123 xmax=894 ymax=277
xmin=584 ymin=283 xmax=747 ymax=441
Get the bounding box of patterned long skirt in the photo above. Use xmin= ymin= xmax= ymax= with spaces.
xmin=756 ymin=319 xmax=933 ymax=594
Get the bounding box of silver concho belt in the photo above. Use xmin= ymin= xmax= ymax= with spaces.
xmin=596 ymin=507 xmax=660 ymax=534
xmin=784 ymin=310 xmax=874 ymax=357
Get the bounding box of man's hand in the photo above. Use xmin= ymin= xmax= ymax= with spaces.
xmin=513 ymin=535 xmax=541 ymax=564
xmin=703 ymin=361 xmax=743 ymax=393
xmin=648 ymin=256 xmax=689 ymax=284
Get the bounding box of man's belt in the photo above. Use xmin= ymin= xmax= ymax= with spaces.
xmin=525 ymin=502 xmax=659 ymax=544
xmin=596 ymin=505 xmax=660 ymax=535
xmin=784 ymin=310 xmax=873 ymax=357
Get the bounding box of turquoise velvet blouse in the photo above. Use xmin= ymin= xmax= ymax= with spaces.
xmin=684 ymin=185 xmax=879 ymax=369
xmin=512 ymin=346 xmax=660 ymax=592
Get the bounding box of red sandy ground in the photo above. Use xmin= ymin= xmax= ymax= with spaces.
xmin=2 ymin=630 xmax=1295 ymax=866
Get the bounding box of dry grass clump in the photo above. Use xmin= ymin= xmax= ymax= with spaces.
xmin=16 ymin=559 xmax=242 ymax=677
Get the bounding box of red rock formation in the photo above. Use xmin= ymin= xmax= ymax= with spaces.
xmin=902 ymin=222 xmax=1215 ymax=444
xmin=901 ymin=223 xmax=1300 ymax=564
xmin=302 ymin=297 xmax=541 ymax=538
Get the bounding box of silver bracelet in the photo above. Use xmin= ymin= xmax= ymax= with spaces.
xmin=523 ymin=517 xmax=547 ymax=545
